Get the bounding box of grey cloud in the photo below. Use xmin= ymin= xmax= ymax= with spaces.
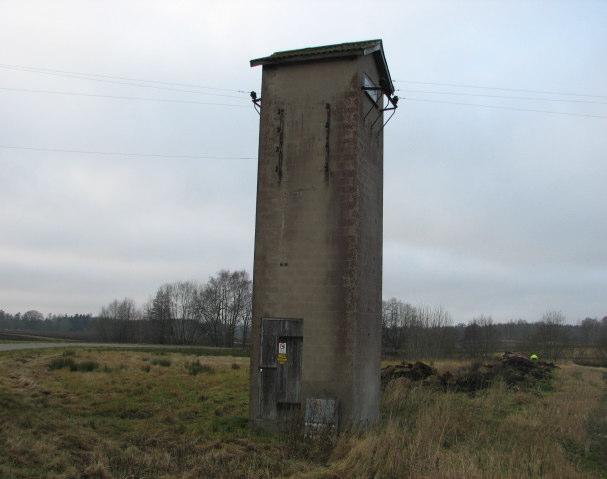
xmin=1 ymin=1 xmax=605 ymax=322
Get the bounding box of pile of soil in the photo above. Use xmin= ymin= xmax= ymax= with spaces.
xmin=381 ymin=353 xmax=556 ymax=392
xmin=381 ymin=361 xmax=436 ymax=386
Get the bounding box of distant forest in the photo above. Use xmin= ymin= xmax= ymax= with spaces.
xmin=1 ymin=270 xmax=252 ymax=348
xmin=1 ymin=269 xmax=606 ymax=361
xmin=381 ymin=299 xmax=606 ymax=361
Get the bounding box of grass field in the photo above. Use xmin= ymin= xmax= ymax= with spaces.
xmin=0 ymin=349 xmax=605 ymax=478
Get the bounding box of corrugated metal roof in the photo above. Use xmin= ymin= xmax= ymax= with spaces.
xmin=250 ymin=40 xmax=394 ymax=94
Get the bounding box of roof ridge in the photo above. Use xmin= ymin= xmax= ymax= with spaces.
xmin=250 ymin=40 xmax=394 ymax=94
xmin=268 ymin=39 xmax=382 ymax=56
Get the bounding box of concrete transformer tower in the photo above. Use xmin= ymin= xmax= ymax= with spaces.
xmin=249 ymin=40 xmax=396 ymax=430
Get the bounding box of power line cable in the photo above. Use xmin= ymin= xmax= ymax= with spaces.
xmin=0 ymin=144 xmax=256 ymax=160
xmin=0 ymin=64 xmax=248 ymax=99
xmin=0 ymin=63 xmax=249 ymax=94
xmin=394 ymin=79 xmax=607 ymax=100
xmin=4 ymin=61 xmax=604 ymax=102
xmin=397 ymin=89 xmax=607 ymax=106
xmin=0 ymin=86 xmax=250 ymax=108
xmin=405 ymin=97 xmax=607 ymax=119
xmin=2 ymin=67 xmax=604 ymax=119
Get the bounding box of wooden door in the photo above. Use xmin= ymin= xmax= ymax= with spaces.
xmin=259 ymin=318 xmax=303 ymax=420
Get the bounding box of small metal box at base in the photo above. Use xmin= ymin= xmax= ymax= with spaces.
xmin=305 ymin=398 xmax=338 ymax=433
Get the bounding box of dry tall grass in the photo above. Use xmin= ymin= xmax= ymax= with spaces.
xmin=0 ymin=351 xmax=604 ymax=478
xmin=301 ymin=363 xmax=606 ymax=478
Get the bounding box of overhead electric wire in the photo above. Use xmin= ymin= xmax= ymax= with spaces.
xmin=0 ymin=64 xmax=248 ymax=99
xmin=0 ymin=144 xmax=256 ymax=160
xmin=1 ymin=62 xmax=605 ymax=120
xmin=404 ymin=97 xmax=607 ymax=119
xmin=0 ymin=86 xmax=250 ymax=107
xmin=1 ymin=87 xmax=605 ymax=119
xmin=394 ymin=79 xmax=607 ymax=100
xmin=397 ymin=89 xmax=607 ymax=105
xmin=0 ymin=63 xmax=248 ymax=94
xmin=7 ymin=62 xmax=605 ymax=101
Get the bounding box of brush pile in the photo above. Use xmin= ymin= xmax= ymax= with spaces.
xmin=381 ymin=352 xmax=556 ymax=392
xmin=381 ymin=361 xmax=436 ymax=384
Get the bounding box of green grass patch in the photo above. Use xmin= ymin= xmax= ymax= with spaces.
xmin=186 ymin=360 xmax=215 ymax=375
xmin=72 ymin=360 xmax=99 ymax=372
xmin=48 ymin=356 xmax=76 ymax=370
xmin=48 ymin=356 xmax=99 ymax=372
xmin=102 ymin=363 xmax=127 ymax=373
xmin=150 ymin=358 xmax=171 ymax=367
xmin=98 ymin=345 xmax=249 ymax=357
xmin=211 ymin=415 xmax=249 ymax=434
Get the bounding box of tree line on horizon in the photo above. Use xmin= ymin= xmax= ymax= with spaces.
xmin=97 ymin=270 xmax=253 ymax=347
xmin=1 ymin=272 xmax=606 ymax=359
xmin=0 ymin=269 xmax=252 ymax=348
xmin=381 ymin=298 xmax=607 ymax=361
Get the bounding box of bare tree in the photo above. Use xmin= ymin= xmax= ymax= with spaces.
xmin=22 ymin=310 xmax=44 ymax=322
xmin=147 ymin=285 xmax=174 ymax=343
xmin=171 ymin=281 xmax=202 ymax=345
xmin=97 ymin=298 xmax=140 ymax=342
xmin=200 ymin=270 xmax=252 ymax=347
xmin=381 ymin=300 xmax=454 ymax=359
xmin=463 ymin=315 xmax=498 ymax=359
xmin=532 ymin=310 xmax=568 ymax=361
xmin=239 ymin=278 xmax=253 ymax=348
xmin=580 ymin=317 xmax=601 ymax=346
xmin=597 ymin=317 xmax=607 ymax=357
xmin=382 ymin=298 xmax=405 ymax=352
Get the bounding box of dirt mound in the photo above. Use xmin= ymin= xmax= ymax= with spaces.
xmin=381 ymin=361 xmax=436 ymax=385
xmin=381 ymin=353 xmax=556 ymax=392
xmin=440 ymin=353 xmax=556 ymax=392
xmin=502 ymin=352 xmax=555 ymax=379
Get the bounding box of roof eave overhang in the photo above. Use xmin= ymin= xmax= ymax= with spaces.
xmin=250 ymin=43 xmax=394 ymax=95
xmin=377 ymin=50 xmax=395 ymax=95
xmin=250 ymin=50 xmax=365 ymax=68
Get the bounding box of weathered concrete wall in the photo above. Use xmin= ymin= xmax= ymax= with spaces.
xmin=350 ymin=53 xmax=383 ymax=423
xmin=250 ymin=54 xmax=384 ymax=428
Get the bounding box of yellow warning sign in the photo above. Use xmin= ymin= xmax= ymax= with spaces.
xmin=277 ymin=353 xmax=287 ymax=364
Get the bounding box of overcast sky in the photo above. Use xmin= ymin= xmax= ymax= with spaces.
xmin=1 ymin=1 xmax=605 ymax=323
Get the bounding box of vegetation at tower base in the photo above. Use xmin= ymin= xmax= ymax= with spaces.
xmin=1 ymin=347 xmax=606 ymax=478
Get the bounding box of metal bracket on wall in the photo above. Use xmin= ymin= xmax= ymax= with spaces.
xmin=361 ymin=86 xmax=399 ymax=132
xmin=251 ymin=91 xmax=262 ymax=115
